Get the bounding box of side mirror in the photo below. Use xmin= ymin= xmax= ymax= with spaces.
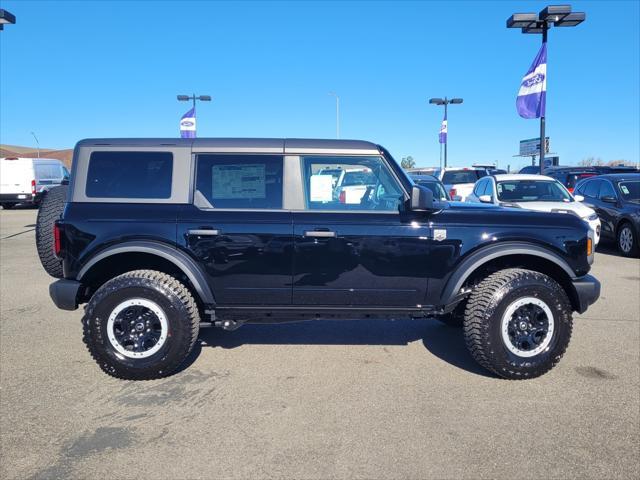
xmin=601 ymin=195 xmax=617 ymax=204
xmin=61 ymin=176 xmax=70 ymax=186
xmin=411 ymin=185 xmax=434 ymax=211
xmin=574 ymin=194 xmax=585 ymax=202
xmin=479 ymin=194 xmax=493 ymax=204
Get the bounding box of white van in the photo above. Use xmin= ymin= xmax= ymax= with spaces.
xmin=0 ymin=157 xmax=70 ymax=209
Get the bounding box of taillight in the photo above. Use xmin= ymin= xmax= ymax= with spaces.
xmin=53 ymin=223 xmax=62 ymax=257
xmin=449 ymin=188 xmax=457 ymax=198
xmin=567 ymin=187 xmax=574 ymax=193
xmin=339 ymin=190 xmax=346 ymax=203
xmin=31 ymin=179 xmax=36 ymax=196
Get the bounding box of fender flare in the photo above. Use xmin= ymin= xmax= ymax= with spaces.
xmin=439 ymin=241 xmax=576 ymax=306
xmin=77 ymin=241 xmax=215 ymax=305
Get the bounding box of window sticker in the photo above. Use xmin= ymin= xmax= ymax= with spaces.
xmin=211 ymin=164 xmax=266 ymax=199
xmin=309 ymin=174 xmax=334 ymax=202
xmin=620 ymin=184 xmax=630 ymax=195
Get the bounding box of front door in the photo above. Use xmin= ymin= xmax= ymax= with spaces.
xmin=292 ymin=155 xmax=430 ymax=307
xmin=177 ymin=154 xmax=293 ymax=305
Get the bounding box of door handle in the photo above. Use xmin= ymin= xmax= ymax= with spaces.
xmin=188 ymin=229 xmax=220 ymax=236
xmin=303 ymin=230 xmax=336 ymax=238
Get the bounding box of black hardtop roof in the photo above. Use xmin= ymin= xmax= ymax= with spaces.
xmin=595 ymin=173 xmax=640 ymax=181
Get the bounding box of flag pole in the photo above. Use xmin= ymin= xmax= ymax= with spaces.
xmin=539 ymin=26 xmax=547 ymax=174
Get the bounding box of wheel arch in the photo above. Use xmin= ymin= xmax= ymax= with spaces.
xmin=77 ymin=241 xmax=215 ymax=306
xmin=440 ymin=242 xmax=581 ymax=312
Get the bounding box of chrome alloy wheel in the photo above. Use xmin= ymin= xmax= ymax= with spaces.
xmin=501 ymin=297 xmax=555 ymax=358
xmin=619 ymin=226 xmax=634 ymax=254
xmin=107 ymin=298 xmax=168 ymax=359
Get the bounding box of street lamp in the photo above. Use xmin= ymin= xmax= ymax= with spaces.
xmin=0 ymin=9 xmax=16 ymax=31
xmin=328 ymin=92 xmax=340 ymax=139
xmin=428 ymin=97 xmax=463 ymax=168
xmin=507 ymin=4 xmax=585 ymax=173
xmin=177 ymin=94 xmax=211 ymax=110
xmin=30 ymin=132 xmax=40 ymax=159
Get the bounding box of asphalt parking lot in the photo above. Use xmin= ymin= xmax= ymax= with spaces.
xmin=0 ymin=207 xmax=638 ymax=479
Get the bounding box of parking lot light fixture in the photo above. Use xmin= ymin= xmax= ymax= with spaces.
xmin=507 ymin=4 xmax=586 ymax=174
xmin=428 ymin=97 xmax=463 ymax=168
xmin=177 ymin=93 xmax=212 ymax=110
xmin=0 ymin=9 xmax=16 ymax=30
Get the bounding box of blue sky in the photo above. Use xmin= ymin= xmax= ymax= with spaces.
xmin=0 ymin=0 xmax=638 ymax=169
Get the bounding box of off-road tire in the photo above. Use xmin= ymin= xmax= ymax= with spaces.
xmin=463 ymin=268 xmax=573 ymax=380
xmin=436 ymin=300 xmax=466 ymax=328
xmin=35 ymin=185 xmax=67 ymax=278
xmin=617 ymin=222 xmax=639 ymax=257
xmin=2 ymin=202 xmax=17 ymax=209
xmin=82 ymin=270 xmax=200 ymax=380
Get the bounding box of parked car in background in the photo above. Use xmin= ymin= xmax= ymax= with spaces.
xmin=518 ymin=165 xmax=541 ymax=175
xmin=408 ymin=174 xmax=450 ymax=201
xmin=333 ymin=167 xmax=377 ymax=204
xmin=430 ymin=167 xmax=488 ymax=201
xmin=574 ymin=173 xmax=640 ymax=256
xmin=544 ymin=167 xmax=598 ymax=193
xmin=466 ymin=174 xmax=601 ymax=244
xmin=0 ymin=157 xmax=70 ymax=209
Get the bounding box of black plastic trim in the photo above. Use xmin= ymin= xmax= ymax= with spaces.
xmin=571 ymin=274 xmax=601 ymax=314
xmin=76 ymin=241 xmax=215 ymax=305
xmin=49 ymin=279 xmax=81 ymax=311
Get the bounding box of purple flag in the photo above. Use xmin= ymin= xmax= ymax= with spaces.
xmin=439 ymin=112 xmax=447 ymax=144
xmin=180 ymin=107 xmax=196 ymax=138
xmin=516 ymin=43 xmax=547 ymax=119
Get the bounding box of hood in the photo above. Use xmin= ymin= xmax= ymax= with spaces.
xmin=513 ymin=201 xmax=595 ymax=218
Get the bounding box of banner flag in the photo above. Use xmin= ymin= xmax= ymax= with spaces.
xmin=180 ymin=107 xmax=196 ymax=138
xmin=516 ymin=43 xmax=547 ymax=119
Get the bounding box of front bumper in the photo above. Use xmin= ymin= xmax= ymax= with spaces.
xmin=49 ymin=279 xmax=81 ymax=311
xmin=572 ymin=274 xmax=601 ymax=314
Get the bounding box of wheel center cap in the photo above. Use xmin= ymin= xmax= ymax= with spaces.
xmin=519 ymin=321 xmax=528 ymax=331
xmin=135 ymin=322 xmax=145 ymax=332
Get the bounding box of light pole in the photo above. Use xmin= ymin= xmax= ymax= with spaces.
xmin=507 ymin=5 xmax=585 ymax=174
xmin=177 ymin=94 xmax=211 ymax=110
xmin=429 ymin=97 xmax=463 ymax=168
xmin=0 ymin=9 xmax=16 ymax=31
xmin=328 ymin=92 xmax=340 ymax=139
xmin=30 ymin=132 xmax=40 ymax=159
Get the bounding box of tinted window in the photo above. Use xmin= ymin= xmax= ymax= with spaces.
xmin=302 ymin=156 xmax=403 ymax=211
xmin=496 ymin=180 xmax=571 ymax=202
xmin=86 ymin=152 xmax=173 ymax=198
xmin=442 ymin=170 xmax=486 ymax=185
xmin=598 ymin=181 xmax=616 ymax=199
xmin=618 ymin=181 xmax=640 ymax=202
xmin=583 ymin=180 xmax=601 ymax=198
xmin=485 ymin=179 xmax=495 ymax=198
xmin=195 ymin=155 xmax=283 ymax=209
xmin=473 ymin=179 xmax=486 ymax=196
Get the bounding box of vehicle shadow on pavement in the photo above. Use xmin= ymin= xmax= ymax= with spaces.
xmin=188 ymin=318 xmax=493 ymax=378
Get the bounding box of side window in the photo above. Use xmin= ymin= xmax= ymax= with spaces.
xmin=583 ymin=180 xmax=601 ymax=198
xmin=302 ymin=156 xmax=404 ymax=211
xmin=195 ymin=154 xmax=283 ymax=209
xmin=473 ymin=179 xmax=486 ymax=196
xmin=598 ymin=180 xmax=616 ymax=199
xmin=86 ymin=152 xmax=173 ymax=199
xmin=36 ymin=164 xmax=63 ymax=181
xmin=485 ymin=179 xmax=495 ymax=198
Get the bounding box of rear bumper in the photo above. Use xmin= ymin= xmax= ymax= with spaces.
xmin=49 ymin=279 xmax=80 ymax=311
xmin=572 ymin=274 xmax=601 ymax=314
xmin=0 ymin=193 xmax=36 ymax=203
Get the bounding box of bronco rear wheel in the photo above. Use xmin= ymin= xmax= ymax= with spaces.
xmin=82 ymin=270 xmax=200 ymax=380
xmin=462 ymin=268 xmax=573 ymax=379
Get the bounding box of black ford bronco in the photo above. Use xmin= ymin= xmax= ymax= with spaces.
xmin=38 ymin=138 xmax=600 ymax=380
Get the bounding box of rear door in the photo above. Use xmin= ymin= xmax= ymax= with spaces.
xmin=0 ymin=158 xmax=33 ymax=195
xmin=292 ymin=155 xmax=430 ymax=307
xmin=177 ymin=153 xmax=293 ymax=305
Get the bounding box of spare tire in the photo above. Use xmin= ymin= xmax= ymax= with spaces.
xmin=36 ymin=186 xmax=68 ymax=278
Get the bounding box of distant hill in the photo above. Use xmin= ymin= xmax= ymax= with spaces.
xmin=0 ymin=144 xmax=73 ymax=167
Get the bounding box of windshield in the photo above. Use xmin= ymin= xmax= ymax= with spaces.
xmin=496 ymin=180 xmax=572 ymax=202
xmin=618 ymin=181 xmax=640 ymax=203
xmin=442 ymin=170 xmax=486 ymax=185
xmin=415 ymin=180 xmax=449 ymax=201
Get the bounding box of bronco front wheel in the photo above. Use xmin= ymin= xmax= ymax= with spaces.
xmin=462 ymin=268 xmax=573 ymax=379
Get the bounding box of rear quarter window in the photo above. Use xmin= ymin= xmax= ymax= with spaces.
xmin=86 ymin=151 xmax=173 ymax=198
